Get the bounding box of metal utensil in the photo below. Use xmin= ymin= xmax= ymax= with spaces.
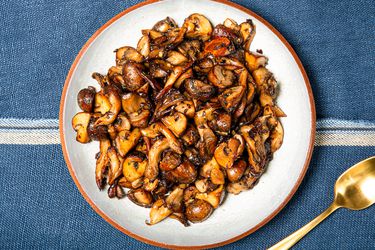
xmin=269 ymin=156 xmax=375 ymax=250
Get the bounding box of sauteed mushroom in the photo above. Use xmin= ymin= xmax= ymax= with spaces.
xmin=72 ymin=14 xmax=285 ymax=226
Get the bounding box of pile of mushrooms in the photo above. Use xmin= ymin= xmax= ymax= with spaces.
xmin=72 ymin=14 xmax=285 ymax=226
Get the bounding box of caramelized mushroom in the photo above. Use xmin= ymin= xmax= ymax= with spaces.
xmin=123 ymin=153 xmax=147 ymax=182
xmin=94 ymin=93 xmax=111 ymax=115
xmin=145 ymin=138 xmax=170 ymax=180
xmin=137 ymin=35 xmax=150 ymax=57
xmin=186 ymin=199 xmax=213 ymax=223
xmin=245 ymin=51 xmax=268 ymax=72
xmin=72 ymin=112 xmax=91 ymax=143
xmin=208 ymin=65 xmax=235 ymax=89
xmin=159 ymin=151 xmax=181 ymax=171
xmin=146 ymin=199 xmax=172 ymax=225
xmin=218 ymin=86 xmax=245 ymax=113
xmin=94 ymin=86 xmax=121 ymax=126
xmin=77 ymin=87 xmax=96 ymax=112
xmin=185 ymin=79 xmax=215 ymax=101
xmin=183 ymin=14 xmax=213 ymax=41
xmin=214 ymin=134 xmax=245 ymax=168
xmin=107 ymin=147 xmax=122 ymax=184
xmin=128 ymin=189 xmax=153 ymax=208
xmin=196 ymin=184 xmax=224 ymax=208
xmin=122 ymin=62 xmax=145 ymax=91
xmin=166 ymin=187 xmax=184 ymax=212
xmin=115 ymin=46 xmax=144 ymax=65
xmin=161 ymin=112 xmax=188 ymax=137
xmin=115 ymin=128 xmax=141 ymax=157
xmin=165 ymin=158 xmax=197 ymax=184
xmin=226 ymin=159 xmax=247 ymax=182
xmin=95 ymin=138 xmax=111 ymax=189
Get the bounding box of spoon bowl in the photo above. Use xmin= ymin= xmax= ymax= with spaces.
xmin=270 ymin=156 xmax=375 ymax=249
xmin=334 ymin=157 xmax=375 ymax=210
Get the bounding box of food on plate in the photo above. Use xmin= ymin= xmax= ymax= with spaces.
xmin=72 ymin=14 xmax=285 ymax=226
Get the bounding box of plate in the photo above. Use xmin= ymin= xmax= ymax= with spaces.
xmin=59 ymin=0 xmax=315 ymax=248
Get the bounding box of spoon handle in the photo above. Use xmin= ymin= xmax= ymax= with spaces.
xmin=268 ymin=203 xmax=339 ymax=250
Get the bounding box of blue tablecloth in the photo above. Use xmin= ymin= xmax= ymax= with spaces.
xmin=0 ymin=0 xmax=374 ymax=249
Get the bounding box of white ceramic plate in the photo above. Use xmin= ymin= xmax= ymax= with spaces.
xmin=60 ymin=0 xmax=315 ymax=248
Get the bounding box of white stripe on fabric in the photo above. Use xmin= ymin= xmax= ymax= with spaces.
xmin=0 ymin=129 xmax=60 ymax=145
xmin=0 ymin=118 xmax=375 ymax=146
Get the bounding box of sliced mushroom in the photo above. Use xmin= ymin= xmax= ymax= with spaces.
xmin=185 ymin=79 xmax=215 ymax=101
xmin=183 ymin=14 xmax=213 ymax=41
xmin=223 ymin=18 xmax=240 ymax=32
xmin=270 ymin=121 xmax=284 ymax=153
xmin=218 ymin=85 xmax=245 ymax=113
xmin=196 ymin=125 xmax=217 ymax=161
xmin=178 ymin=39 xmax=202 ymax=61
xmin=166 ymin=51 xmax=188 ymax=65
xmin=107 ymin=147 xmax=122 ymax=185
xmin=212 ymin=24 xmax=241 ymax=45
xmin=128 ymin=188 xmax=153 ymax=208
xmin=115 ymin=46 xmax=144 ymax=65
xmin=87 ymin=115 xmax=108 ymax=141
xmin=114 ymin=113 xmax=131 ymax=132
xmin=121 ymin=93 xmax=150 ymax=128
xmin=94 ymin=86 xmax=121 ymax=126
xmin=72 ymin=112 xmax=91 ymax=143
xmin=161 ymin=112 xmax=188 ymax=137
xmin=196 ymin=184 xmax=224 ymax=208
xmin=208 ymin=65 xmax=235 ymax=89
xmin=118 ymin=176 xmax=132 ymax=188
xmin=153 ymin=17 xmax=177 ymax=32
xmin=123 ymin=153 xmax=147 ymax=182
xmin=245 ymin=51 xmax=268 ymax=72
xmin=200 ymin=157 xmax=220 ymax=178
xmin=77 ymin=87 xmax=96 ymax=112
xmin=207 ymin=110 xmax=232 ymax=135
xmin=184 ymin=147 xmax=202 ymax=166
xmin=94 ymin=93 xmax=111 ymax=115
xmin=92 ymin=72 xmax=109 ymax=88
xmin=145 ymin=138 xmax=170 ymax=180
xmin=239 ymin=19 xmax=256 ymax=51
xmin=175 ymin=100 xmax=195 ymax=118
xmin=185 ymin=199 xmax=213 ymax=223
xmin=141 ymin=122 xmax=183 ymax=154
xmin=137 ymin=35 xmax=150 ymax=57
xmin=214 ymin=134 xmax=245 ymax=168
xmin=95 ymin=138 xmax=111 ymax=189
xmin=159 ymin=151 xmax=181 ymax=172
xmin=107 ymin=66 xmax=125 ymax=88
xmin=202 ymin=37 xmax=234 ymax=57
xmin=155 ymin=63 xmax=192 ymax=100
xmin=226 ymin=168 xmax=259 ymax=194
xmin=165 ymin=158 xmax=197 ymax=184
xmin=146 ymin=199 xmax=172 ymax=225
xmin=106 ymin=124 xmax=117 ymax=140
xmin=174 ymin=68 xmax=193 ymax=89
xmin=115 ymin=128 xmax=141 ymax=157
xmin=166 ymin=187 xmax=184 ymax=212
xmin=181 ymin=125 xmax=199 ymax=146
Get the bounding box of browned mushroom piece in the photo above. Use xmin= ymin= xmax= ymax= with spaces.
xmin=166 ymin=51 xmax=188 ymax=66
xmin=87 ymin=115 xmax=108 ymax=141
xmin=214 ymin=134 xmax=244 ymax=168
xmin=114 ymin=113 xmax=131 ymax=132
xmin=128 ymin=188 xmax=153 ymax=208
xmin=77 ymin=87 xmax=96 ymax=112
xmin=94 ymin=92 xmax=111 ymax=115
xmin=181 ymin=125 xmax=199 ymax=146
xmin=72 ymin=112 xmax=91 ymax=143
xmin=153 ymin=17 xmax=178 ymax=33
xmin=122 ymin=153 xmax=147 ymax=182
xmin=270 ymin=121 xmax=284 ymax=153
xmin=196 ymin=184 xmax=225 ymax=208
xmin=121 ymin=93 xmax=150 ymax=128
xmin=175 ymin=100 xmax=195 ymax=119
xmin=159 ymin=151 xmax=181 ymax=172
xmin=94 ymin=86 xmax=121 ymax=126
xmin=185 ymin=199 xmax=213 ymax=223
xmin=115 ymin=128 xmax=141 ymax=157
xmin=161 ymin=112 xmax=188 ymax=137
xmin=115 ymin=46 xmax=144 ymax=65
xmin=183 ymin=14 xmax=213 ymax=42
xmin=202 ymin=37 xmax=234 ymax=57
xmin=207 ymin=65 xmax=235 ymax=89
xmin=95 ymin=138 xmax=111 ymax=189
xmin=137 ymin=35 xmax=150 ymax=57
xmin=226 ymin=159 xmax=247 ymax=182
xmin=165 ymin=158 xmax=197 ymax=184
xmin=207 ymin=110 xmax=231 ymax=135
xmin=239 ymin=19 xmax=256 ymax=51
xmin=245 ymin=51 xmax=268 ymax=72
xmin=218 ymin=85 xmax=245 ymax=113
xmin=107 ymin=147 xmax=122 ymax=185
xmin=185 ymin=79 xmax=215 ymax=101
xmin=166 ymin=187 xmax=184 ymax=212
xmin=178 ymin=40 xmax=202 ymax=61
xmin=146 ymin=199 xmax=173 ymax=225
xmin=212 ymin=24 xmax=242 ymax=45
xmin=145 ymin=137 xmax=170 ymax=180
xmin=122 ymin=62 xmax=146 ymax=91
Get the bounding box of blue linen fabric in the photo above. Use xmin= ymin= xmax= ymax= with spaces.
xmin=0 ymin=0 xmax=374 ymax=249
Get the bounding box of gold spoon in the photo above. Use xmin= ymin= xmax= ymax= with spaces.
xmin=269 ymin=156 xmax=375 ymax=250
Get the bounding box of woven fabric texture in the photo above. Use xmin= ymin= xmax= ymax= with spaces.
xmin=0 ymin=0 xmax=374 ymax=249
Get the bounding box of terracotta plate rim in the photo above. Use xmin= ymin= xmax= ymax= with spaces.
xmin=59 ymin=0 xmax=316 ymax=248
